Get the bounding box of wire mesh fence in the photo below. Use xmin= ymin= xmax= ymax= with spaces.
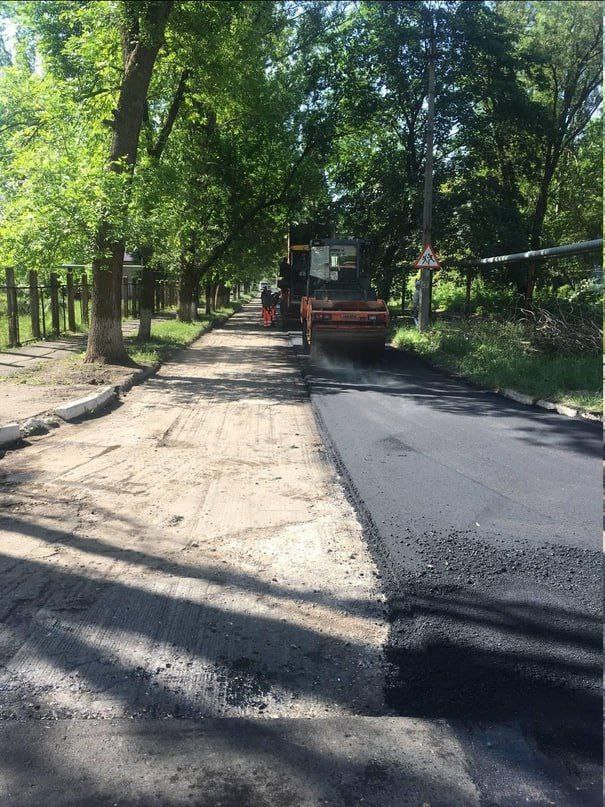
xmin=0 ymin=269 xmax=177 ymax=349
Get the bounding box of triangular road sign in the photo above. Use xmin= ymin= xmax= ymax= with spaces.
xmin=414 ymin=243 xmax=441 ymax=269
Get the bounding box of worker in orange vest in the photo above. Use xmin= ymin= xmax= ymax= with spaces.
xmin=270 ymin=290 xmax=280 ymax=324
xmin=261 ymin=285 xmax=273 ymax=327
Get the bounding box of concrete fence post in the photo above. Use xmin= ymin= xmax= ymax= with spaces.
xmin=66 ymin=270 xmax=76 ymax=331
xmin=49 ymin=272 xmax=60 ymax=336
xmin=81 ymin=272 xmax=89 ymax=325
xmin=122 ymin=276 xmax=129 ymax=318
xmin=5 ymin=267 xmax=19 ymax=347
xmin=29 ymin=269 xmax=41 ymax=339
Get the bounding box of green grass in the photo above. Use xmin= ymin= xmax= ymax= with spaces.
xmin=392 ymin=319 xmax=602 ymax=413
xmin=0 ymin=296 xmax=251 ymax=387
xmin=127 ymin=299 xmax=249 ymax=365
xmin=0 ymin=292 xmax=250 ymax=350
xmin=0 ymin=299 xmax=88 ymax=349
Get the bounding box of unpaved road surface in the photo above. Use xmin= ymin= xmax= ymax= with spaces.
xmin=0 ymin=302 xmax=600 ymax=805
xmin=0 ymin=303 xmax=472 ymax=806
xmin=296 ymin=337 xmax=602 ymax=804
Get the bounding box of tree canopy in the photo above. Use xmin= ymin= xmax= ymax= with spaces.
xmin=0 ymin=0 xmax=601 ymax=359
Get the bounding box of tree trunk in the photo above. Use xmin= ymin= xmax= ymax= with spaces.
xmin=178 ymin=256 xmax=198 ymax=322
xmin=87 ymin=238 xmax=128 ymax=363
xmin=526 ymin=176 xmax=551 ymax=306
xmin=85 ymin=1 xmax=173 ymax=364
xmin=526 ymin=141 xmax=558 ymax=306
xmin=205 ymin=282 xmax=212 ymax=314
xmin=137 ymin=268 xmax=154 ymax=341
xmin=137 ymin=246 xmax=154 ymax=341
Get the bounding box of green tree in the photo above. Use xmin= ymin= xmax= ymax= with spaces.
xmin=503 ymin=0 xmax=602 ymax=300
xmin=85 ymin=1 xmax=173 ymax=362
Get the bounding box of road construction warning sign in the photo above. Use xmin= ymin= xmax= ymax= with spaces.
xmin=415 ymin=243 xmax=441 ymax=269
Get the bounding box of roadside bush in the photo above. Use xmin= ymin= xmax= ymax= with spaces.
xmin=432 ymin=279 xmax=467 ymax=312
xmin=393 ymin=317 xmax=601 ymax=412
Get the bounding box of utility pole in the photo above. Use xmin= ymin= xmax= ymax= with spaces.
xmin=418 ymin=14 xmax=436 ymax=332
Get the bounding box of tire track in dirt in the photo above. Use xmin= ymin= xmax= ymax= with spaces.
xmin=0 ymin=302 xmax=388 ymax=721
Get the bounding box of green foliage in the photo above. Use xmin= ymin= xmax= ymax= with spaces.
xmin=393 ymin=319 xmax=601 ymax=412
xmin=321 ymin=0 xmax=601 ymax=300
xmin=0 ymin=0 xmax=600 ymax=320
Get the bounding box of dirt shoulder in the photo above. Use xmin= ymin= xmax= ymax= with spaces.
xmin=0 ymin=306 xmax=246 ymax=426
xmin=0 ymin=300 xmax=387 ymax=721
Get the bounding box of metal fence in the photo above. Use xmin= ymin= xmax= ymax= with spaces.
xmin=0 ymin=268 xmax=177 ymax=349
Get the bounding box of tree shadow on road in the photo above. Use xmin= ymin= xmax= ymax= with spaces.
xmin=303 ymin=348 xmax=602 ymax=459
xmin=383 ymin=580 xmax=602 ymax=764
xmin=1 ymin=501 xmax=601 ymax=751
xmin=145 ymin=338 xmax=308 ymax=406
xmin=1 ymin=496 xmax=602 ymax=803
xmin=0 ymin=510 xmax=477 ymax=806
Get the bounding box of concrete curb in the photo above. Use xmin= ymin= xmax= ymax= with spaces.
xmin=55 ymin=385 xmax=116 ymax=421
xmin=501 ymin=388 xmax=536 ymax=406
xmin=477 ymin=382 xmax=597 ymax=422
xmin=390 ymin=343 xmax=601 ymax=423
xmin=501 ymin=388 xmax=587 ymax=420
xmin=53 ymin=360 xmax=164 ymax=423
xmin=118 ymin=361 xmax=162 ymax=394
xmin=554 ymin=403 xmax=578 ymax=419
xmin=0 ymin=422 xmax=20 ymax=447
xmin=535 ymin=398 xmax=557 ymax=411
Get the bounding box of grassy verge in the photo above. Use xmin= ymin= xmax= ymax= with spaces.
xmin=127 ymin=301 xmax=247 ymax=365
xmin=0 ymin=303 xmax=90 ymax=349
xmin=392 ymin=319 xmax=602 ymax=413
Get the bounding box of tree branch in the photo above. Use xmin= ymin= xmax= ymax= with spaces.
xmin=149 ymin=67 xmax=190 ymax=159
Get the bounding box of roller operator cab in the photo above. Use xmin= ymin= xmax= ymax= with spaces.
xmin=279 ymin=223 xmax=332 ymax=325
xmin=299 ymin=238 xmax=389 ymax=360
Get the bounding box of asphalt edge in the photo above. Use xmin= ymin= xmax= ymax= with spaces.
xmin=388 ymin=343 xmax=602 ymax=423
xmin=285 ymin=330 xmax=398 ymax=591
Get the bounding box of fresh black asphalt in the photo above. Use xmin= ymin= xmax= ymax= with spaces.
xmin=298 ymin=341 xmax=602 ymax=802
